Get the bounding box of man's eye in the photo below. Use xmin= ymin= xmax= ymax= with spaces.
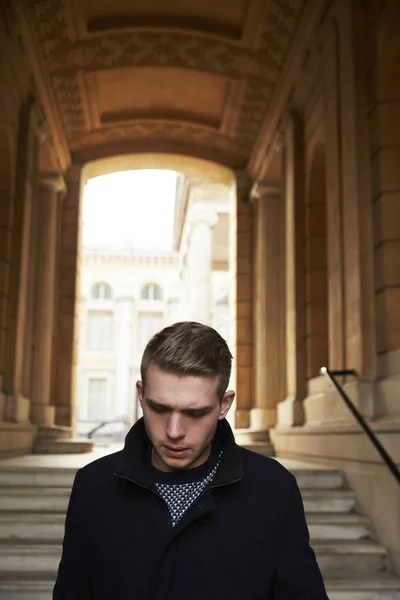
xmin=151 ymin=405 xmax=167 ymax=413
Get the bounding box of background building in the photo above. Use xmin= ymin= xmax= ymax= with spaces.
xmin=76 ymin=178 xmax=231 ymax=433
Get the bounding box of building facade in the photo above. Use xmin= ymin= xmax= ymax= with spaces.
xmin=0 ymin=0 xmax=399 ymax=576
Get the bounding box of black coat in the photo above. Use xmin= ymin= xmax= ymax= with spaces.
xmin=53 ymin=418 xmax=328 ymax=600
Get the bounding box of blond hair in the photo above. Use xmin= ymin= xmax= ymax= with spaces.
xmin=140 ymin=321 xmax=232 ymax=399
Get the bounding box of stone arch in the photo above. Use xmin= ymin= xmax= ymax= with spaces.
xmin=82 ymin=153 xmax=234 ymax=186
xmin=56 ymin=153 xmax=235 ymax=428
xmin=305 ymin=141 xmax=328 ymax=380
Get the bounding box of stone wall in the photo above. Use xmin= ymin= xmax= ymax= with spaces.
xmin=271 ymin=0 xmax=400 ymax=573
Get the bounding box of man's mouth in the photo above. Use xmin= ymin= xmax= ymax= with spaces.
xmin=164 ymin=445 xmax=189 ymax=457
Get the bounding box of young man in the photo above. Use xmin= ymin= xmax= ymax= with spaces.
xmin=54 ymin=321 xmax=328 ymax=600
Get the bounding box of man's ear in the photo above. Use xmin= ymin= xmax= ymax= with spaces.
xmin=136 ymin=380 xmax=144 ymax=407
xmin=218 ymin=390 xmax=235 ymax=420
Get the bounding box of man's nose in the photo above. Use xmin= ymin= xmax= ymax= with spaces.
xmin=166 ymin=413 xmax=185 ymax=440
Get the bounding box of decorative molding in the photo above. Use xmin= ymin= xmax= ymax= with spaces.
xmin=250 ymin=181 xmax=282 ymax=202
xmin=248 ymin=0 xmax=327 ymax=179
xmin=27 ymin=0 xmax=307 ymax=167
xmin=38 ymin=172 xmax=66 ymax=193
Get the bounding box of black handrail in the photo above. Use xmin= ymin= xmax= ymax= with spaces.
xmin=320 ymin=367 xmax=400 ymax=486
xmin=87 ymin=418 xmax=131 ymax=440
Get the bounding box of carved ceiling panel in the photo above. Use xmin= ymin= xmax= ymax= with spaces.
xmin=26 ymin=0 xmax=307 ymax=169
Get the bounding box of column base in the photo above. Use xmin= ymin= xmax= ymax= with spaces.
xmin=276 ymin=396 xmax=305 ymax=427
xmin=250 ymin=407 xmax=277 ymax=429
xmin=30 ymin=404 xmax=55 ymax=426
xmin=234 ymin=408 xmax=250 ymax=429
xmin=54 ymin=404 xmax=75 ymax=429
xmin=5 ymin=394 xmax=30 ymax=423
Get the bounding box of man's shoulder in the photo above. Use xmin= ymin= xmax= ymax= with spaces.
xmin=74 ymin=450 xmax=123 ymax=486
xmin=236 ymin=445 xmax=295 ymax=487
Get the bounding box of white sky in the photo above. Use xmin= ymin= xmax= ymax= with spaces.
xmin=82 ymin=170 xmax=178 ymax=251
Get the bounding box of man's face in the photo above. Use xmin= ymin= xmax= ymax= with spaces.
xmin=136 ymin=364 xmax=235 ymax=472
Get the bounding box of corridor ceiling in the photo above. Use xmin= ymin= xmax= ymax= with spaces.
xmin=22 ymin=0 xmax=309 ymax=172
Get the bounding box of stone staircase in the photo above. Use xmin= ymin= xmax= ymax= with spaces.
xmin=0 ymin=461 xmax=399 ymax=599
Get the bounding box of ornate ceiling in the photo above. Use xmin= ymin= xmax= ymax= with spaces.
xmin=24 ymin=0 xmax=308 ymax=172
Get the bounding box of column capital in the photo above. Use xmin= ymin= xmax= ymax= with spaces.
xmin=187 ymin=205 xmax=219 ymax=229
xmin=38 ymin=172 xmax=66 ymax=194
xmin=250 ymin=181 xmax=282 ymax=203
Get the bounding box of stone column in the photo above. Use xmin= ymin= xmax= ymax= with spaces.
xmin=277 ymin=110 xmax=306 ymax=426
xmin=115 ymin=297 xmax=133 ymax=417
xmin=30 ymin=174 xmax=65 ymax=426
xmin=230 ymin=172 xmax=253 ymax=429
xmin=184 ymin=206 xmax=218 ymax=325
xmin=251 ymin=183 xmax=285 ymax=430
xmin=53 ymin=165 xmax=83 ymax=429
xmin=3 ymin=97 xmax=38 ymax=423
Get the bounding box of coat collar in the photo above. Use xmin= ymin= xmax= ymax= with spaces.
xmin=114 ymin=417 xmax=243 ymax=489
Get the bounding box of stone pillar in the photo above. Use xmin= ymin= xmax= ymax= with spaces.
xmin=277 ymin=110 xmax=306 ymax=426
xmin=0 ymin=126 xmax=14 ymax=420
xmin=3 ymin=97 xmax=38 ymax=423
xmin=184 ymin=206 xmax=218 ymax=325
xmin=251 ymin=183 xmax=285 ymax=430
xmin=324 ymin=19 xmax=346 ymax=372
xmin=230 ymin=172 xmax=253 ymax=429
xmin=30 ymin=174 xmax=65 ymax=426
xmin=53 ymin=165 xmax=83 ymax=429
xmin=115 ymin=297 xmax=133 ymax=417
xmin=368 ymin=0 xmax=400 ymax=358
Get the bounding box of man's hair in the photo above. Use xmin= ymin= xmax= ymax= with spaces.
xmin=140 ymin=321 xmax=233 ymax=399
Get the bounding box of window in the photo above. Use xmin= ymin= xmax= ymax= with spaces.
xmin=87 ymin=378 xmax=108 ymax=420
xmin=138 ymin=312 xmax=163 ymax=353
xmin=87 ymin=311 xmax=113 ymax=350
xmin=91 ymin=282 xmax=113 ymax=299
xmin=141 ymin=283 xmax=162 ymax=301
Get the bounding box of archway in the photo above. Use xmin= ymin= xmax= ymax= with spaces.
xmin=55 ymin=154 xmax=237 ymax=434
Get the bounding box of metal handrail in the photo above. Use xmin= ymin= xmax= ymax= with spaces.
xmin=87 ymin=418 xmax=131 ymax=439
xmin=320 ymin=367 xmax=400 ymax=486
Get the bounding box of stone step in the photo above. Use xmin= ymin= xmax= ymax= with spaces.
xmin=291 ymin=469 xmax=345 ymax=490
xmin=0 ymin=467 xmax=76 ymax=488
xmin=32 ymin=439 xmax=93 ymax=455
xmin=0 ymin=511 xmax=371 ymax=543
xmin=302 ymin=489 xmax=357 ymax=513
xmin=314 ymin=541 xmax=388 ymax=577
xmin=35 ymin=426 xmax=72 ymax=441
xmin=0 ymin=487 xmax=357 ymax=516
xmin=0 ymin=513 xmax=65 ymax=541
xmin=0 ymin=486 xmax=356 ymax=514
xmin=241 ymin=442 xmax=275 ymax=456
xmin=308 ymin=513 xmax=371 ymax=540
xmin=0 ymin=574 xmax=55 ymax=600
xmin=0 ymin=488 xmax=70 ymax=512
xmin=0 ymin=464 xmax=346 ymax=490
xmin=0 ymin=539 xmax=387 ymax=577
xmin=0 ymin=577 xmax=399 ymax=600
xmin=235 ymin=428 xmax=271 ymax=444
xmin=326 ymin=576 xmax=400 ymax=600
xmin=0 ymin=543 xmax=61 ymax=572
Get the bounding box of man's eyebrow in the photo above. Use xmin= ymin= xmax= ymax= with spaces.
xmin=145 ymin=397 xmax=168 ymax=408
xmin=145 ymin=397 xmax=213 ymax=414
